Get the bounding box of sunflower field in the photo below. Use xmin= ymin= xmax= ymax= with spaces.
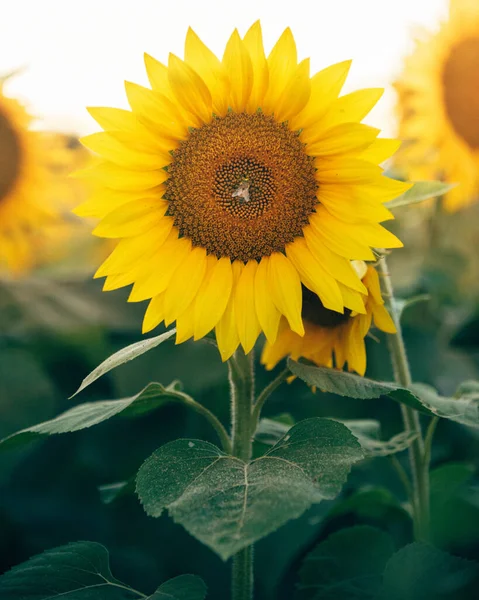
xmin=1 ymin=1 xmax=479 ymax=599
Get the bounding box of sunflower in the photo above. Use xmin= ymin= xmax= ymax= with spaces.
xmin=261 ymin=263 xmax=396 ymax=376
xmin=76 ymin=22 xmax=409 ymax=361
xmin=395 ymin=0 xmax=479 ymax=211
xmin=0 ymin=80 xmax=57 ymax=275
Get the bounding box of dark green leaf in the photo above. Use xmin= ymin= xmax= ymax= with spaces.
xmin=288 ymin=360 xmax=430 ymax=414
xmin=254 ymin=415 xmax=294 ymax=446
xmin=341 ymin=420 xmax=418 ymax=457
xmin=410 ymin=383 xmax=479 ymax=427
xmin=72 ymin=329 xmax=176 ymax=396
xmin=385 ymin=181 xmax=456 ymax=208
xmin=394 ymin=295 xmax=430 ymax=320
xmin=0 ymin=381 xmax=183 ymax=452
xmin=296 ymin=525 xmax=395 ymax=599
xmin=455 ymin=380 xmax=479 ymax=397
xmin=376 ymin=543 xmax=479 ymax=600
xmin=136 ymin=418 xmax=362 ymax=560
xmin=0 ymin=541 xmax=207 ymax=600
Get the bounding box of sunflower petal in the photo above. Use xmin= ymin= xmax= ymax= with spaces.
xmin=268 ymin=252 xmax=304 ymax=336
xmin=234 ymin=259 xmax=261 ymax=353
xmin=93 ymin=199 xmax=169 ymax=238
xmin=222 ymin=29 xmax=253 ymax=113
xmin=255 ymin=256 xmax=281 ymax=343
xmin=194 ymin=256 xmax=233 ymax=339
xmin=168 ymin=53 xmax=212 ymax=123
xmin=262 ymin=28 xmax=297 ymax=114
xmin=142 ymin=293 xmax=166 ymax=333
xmin=215 ymin=261 xmax=243 ymax=361
xmin=243 ymin=20 xmax=269 ymax=113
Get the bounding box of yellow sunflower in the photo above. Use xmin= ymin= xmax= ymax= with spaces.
xmin=261 ymin=264 xmax=396 ymax=376
xmin=76 ymin=22 xmax=409 ymax=361
xmin=0 ymin=81 xmax=58 ymax=275
xmin=395 ymin=0 xmax=479 ymax=211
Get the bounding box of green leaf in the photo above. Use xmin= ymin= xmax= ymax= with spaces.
xmin=341 ymin=420 xmax=418 ymax=457
xmin=296 ymin=525 xmax=395 ymax=599
xmin=0 ymin=381 xmax=183 ymax=452
xmin=0 ymin=541 xmax=207 ymax=600
xmin=385 ymin=180 xmax=456 ymax=209
xmin=136 ymin=418 xmax=363 ymax=560
xmin=376 ymin=543 xmax=479 ymax=600
xmin=72 ymin=329 xmax=176 ymax=396
xmin=148 ymin=575 xmax=207 ymax=600
xmin=410 ymin=383 xmax=479 ymax=427
xmin=455 ymin=380 xmax=479 ymax=397
xmin=288 ymin=360 xmax=429 ymax=414
xmin=394 ymin=294 xmax=430 ymax=321
xmin=254 ymin=415 xmax=295 ymax=446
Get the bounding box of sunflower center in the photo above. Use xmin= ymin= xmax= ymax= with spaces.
xmin=442 ymin=37 xmax=479 ymax=149
xmin=302 ymin=285 xmax=352 ymax=329
xmin=165 ymin=112 xmax=318 ymax=262
xmin=0 ymin=108 xmax=22 ymax=201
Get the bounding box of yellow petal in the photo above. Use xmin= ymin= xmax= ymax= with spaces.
xmin=144 ymin=53 xmax=171 ymax=97
xmin=274 ymin=58 xmax=311 ymax=123
xmin=317 ymin=184 xmax=394 ymax=223
xmin=286 ymin=238 xmax=343 ymax=312
xmin=234 ymin=260 xmax=261 ymax=353
xmin=222 ymin=29 xmax=253 ymax=113
xmin=373 ymin=304 xmax=396 ymax=333
xmin=93 ymin=199 xmax=169 ymax=238
xmin=338 ymin=283 xmax=366 ymax=314
xmin=262 ymin=28 xmax=297 ymax=114
xmin=315 ymin=158 xmax=382 ymax=184
xmin=176 ymin=306 xmax=196 ymax=344
xmin=360 ymin=138 xmax=401 ymax=164
xmin=319 ymin=88 xmax=384 ymax=130
xmin=185 ymin=27 xmax=229 ymax=116
xmin=142 ymin=293 xmax=166 ymax=333
xmin=346 ymin=319 xmax=367 ymax=375
xmin=291 ymin=60 xmax=352 ymax=132
xmin=194 ymin=256 xmax=233 ymax=340
xmin=163 ymin=246 xmax=207 ymax=325
xmin=87 ymin=107 xmax=140 ymax=132
xmin=215 ymin=261 xmax=243 ymax=361
xmin=128 ymin=233 xmax=192 ymax=302
xmin=168 ymin=53 xmax=212 ymax=124
xmin=74 ymin=161 xmax=168 ymax=191
xmin=74 ymin=187 xmax=162 ymax=219
xmin=243 ymin=21 xmax=269 ymax=113
xmin=306 ymin=123 xmax=379 ymax=157
xmin=255 ymin=256 xmax=281 ymax=343
xmin=103 ymin=273 xmax=136 ymax=292
xmin=268 ymin=252 xmax=304 ymax=336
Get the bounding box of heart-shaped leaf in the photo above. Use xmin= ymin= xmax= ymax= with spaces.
xmin=0 ymin=381 xmax=186 ymax=452
xmin=0 ymin=541 xmax=207 ymax=600
xmin=136 ymin=418 xmax=363 ymax=560
xmin=72 ymin=328 xmax=176 ymax=396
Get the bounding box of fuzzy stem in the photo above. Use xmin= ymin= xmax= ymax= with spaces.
xmin=228 ymin=348 xmax=255 ymax=600
xmin=378 ymin=255 xmax=431 ymax=541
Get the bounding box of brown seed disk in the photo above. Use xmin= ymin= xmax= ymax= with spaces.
xmin=165 ymin=111 xmax=318 ymax=262
xmin=443 ymin=37 xmax=479 ymax=149
xmin=302 ymin=285 xmax=352 ymax=329
xmin=0 ymin=108 xmax=22 ymax=202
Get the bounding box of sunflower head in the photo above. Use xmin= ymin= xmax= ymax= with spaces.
xmin=395 ymin=0 xmax=479 ymax=211
xmin=77 ymin=22 xmax=409 ymax=360
xmin=0 ymin=80 xmax=78 ymax=276
xmin=261 ymin=264 xmax=396 ymax=376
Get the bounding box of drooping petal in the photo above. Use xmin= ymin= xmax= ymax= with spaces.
xmin=255 ymin=256 xmax=281 ymax=343
xmin=215 ymin=261 xmax=243 ymax=361
xmin=142 ymin=293 xmax=166 ymax=333
xmin=234 ymin=259 xmax=261 ymax=353
xmin=268 ymin=252 xmax=304 ymax=336
xmin=194 ymin=256 xmax=233 ymax=339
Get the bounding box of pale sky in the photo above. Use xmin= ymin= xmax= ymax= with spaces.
xmin=1 ymin=0 xmax=449 ymax=136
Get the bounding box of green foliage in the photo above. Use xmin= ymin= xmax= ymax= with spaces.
xmin=72 ymin=329 xmax=176 ymax=396
xmin=0 ymin=541 xmax=207 ymax=600
xmin=0 ymin=381 xmax=184 ymax=451
xmin=296 ymin=526 xmax=479 ymax=600
xmin=136 ymin=418 xmax=362 ymax=560
xmin=410 ymin=382 xmax=479 ymax=427
xmin=385 ymin=181 xmax=456 ymax=209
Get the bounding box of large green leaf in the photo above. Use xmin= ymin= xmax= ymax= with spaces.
xmin=0 ymin=381 xmax=184 ymax=452
xmin=136 ymin=418 xmax=362 ymax=560
xmin=296 ymin=526 xmax=395 ymax=599
xmin=288 ymin=360 xmax=429 ymax=413
xmin=72 ymin=329 xmax=176 ymax=396
xmin=410 ymin=383 xmax=479 ymax=427
xmin=385 ymin=180 xmax=456 ymax=208
xmin=0 ymin=541 xmax=207 ymax=599
xmin=376 ymin=543 xmax=479 ymax=600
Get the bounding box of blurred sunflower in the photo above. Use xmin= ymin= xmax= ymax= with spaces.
xmin=261 ymin=263 xmax=396 ymax=376
xmin=395 ymin=0 xmax=479 ymax=211
xmin=76 ymin=22 xmax=409 ymax=360
xmin=0 ymin=79 xmax=56 ymax=275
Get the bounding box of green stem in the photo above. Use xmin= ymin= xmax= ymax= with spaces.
xmin=251 ymin=368 xmax=290 ymax=429
xmin=378 ymin=255 xmax=431 ymax=541
xmin=228 ymin=348 xmax=255 ymax=600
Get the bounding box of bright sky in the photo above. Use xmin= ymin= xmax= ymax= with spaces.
xmin=1 ymin=0 xmax=449 ymax=136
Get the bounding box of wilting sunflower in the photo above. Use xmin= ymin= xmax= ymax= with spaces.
xmin=261 ymin=263 xmax=396 ymax=376
xmin=0 ymin=80 xmax=57 ymax=275
xmin=395 ymin=0 xmax=479 ymax=211
xmin=76 ymin=22 xmax=409 ymax=360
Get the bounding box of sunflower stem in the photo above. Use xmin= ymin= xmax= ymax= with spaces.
xmin=228 ymin=347 xmax=255 ymax=600
xmin=378 ymin=255 xmax=431 ymax=542
xmin=252 ymin=367 xmax=290 ymax=429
